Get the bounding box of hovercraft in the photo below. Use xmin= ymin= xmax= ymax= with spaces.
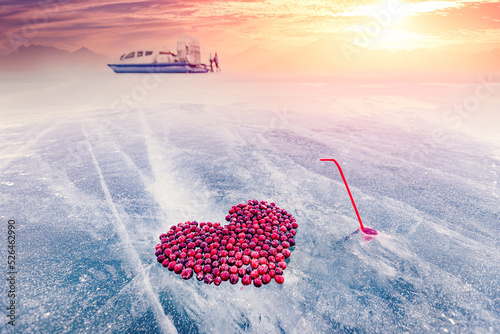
xmin=108 ymin=35 xmax=209 ymax=73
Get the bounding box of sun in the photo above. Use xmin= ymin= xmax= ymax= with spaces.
xmin=341 ymin=0 xmax=463 ymax=51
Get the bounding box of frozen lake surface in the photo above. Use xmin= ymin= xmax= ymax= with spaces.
xmin=1 ymin=71 xmax=499 ymax=333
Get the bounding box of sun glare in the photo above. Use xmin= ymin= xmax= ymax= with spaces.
xmin=374 ymin=29 xmax=427 ymax=50
xmin=340 ymin=0 xmax=466 ymax=51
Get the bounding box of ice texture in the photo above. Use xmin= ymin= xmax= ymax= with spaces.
xmin=1 ymin=71 xmax=499 ymax=333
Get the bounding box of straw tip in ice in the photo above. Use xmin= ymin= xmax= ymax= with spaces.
xmin=361 ymin=227 xmax=378 ymax=236
xmin=360 ymin=227 xmax=379 ymax=241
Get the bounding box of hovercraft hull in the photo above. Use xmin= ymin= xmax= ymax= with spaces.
xmin=108 ymin=62 xmax=209 ymax=73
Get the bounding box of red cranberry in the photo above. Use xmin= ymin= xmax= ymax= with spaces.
xmin=242 ymin=275 xmax=252 ymax=285
xmin=204 ymin=273 xmax=214 ymax=285
xmin=181 ymin=269 xmax=193 ymax=280
xmin=167 ymin=262 xmax=176 ymax=271
xmin=250 ymin=270 xmax=259 ymax=279
xmin=174 ymin=264 xmax=184 ymax=274
xmin=229 ymin=274 xmax=239 ymax=285
xmin=258 ymin=265 xmax=268 ymax=275
xmin=275 ymin=254 xmax=285 ymax=262
xmin=274 ymin=275 xmax=284 ymax=284
xmin=220 ymin=271 xmax=230 ymax=281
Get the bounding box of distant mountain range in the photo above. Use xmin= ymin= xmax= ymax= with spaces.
xmin=0 ymin=44 xmax=112 ymax=72
xmin=1 ymin=42 xmax=498 ymax=74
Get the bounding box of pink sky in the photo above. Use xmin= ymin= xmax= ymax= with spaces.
xmin=1 ymin=0 xmax=499 ymax=70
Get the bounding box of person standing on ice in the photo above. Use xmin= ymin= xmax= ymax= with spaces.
xmin=209 ymin=53 xmax=214 ymax=72
xmin=214 ymin=52 xmax=220 ymax=72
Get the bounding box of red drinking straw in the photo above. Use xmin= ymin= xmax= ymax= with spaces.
xmin=320 ymin=158 xmax=377 ymax=236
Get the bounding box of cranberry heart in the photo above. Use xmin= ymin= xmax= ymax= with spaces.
xmin=155 ymin=199 xmax=298 ymax=287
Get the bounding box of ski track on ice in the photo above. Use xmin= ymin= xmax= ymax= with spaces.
xmin=138 ymin=110 xmax=204 ymax=221
xmin=116 ymin=147 xmax=151 ymax=184
xmin=82 ymin=122 xmax=177 ymax=334
xmin=490 ymin=161 xmax=499 ymax=199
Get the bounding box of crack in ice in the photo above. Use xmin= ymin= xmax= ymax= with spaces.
xmin=82 ymin=123 xmax=177 ymax=334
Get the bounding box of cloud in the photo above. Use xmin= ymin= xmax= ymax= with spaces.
xmin=402 ymin=2 xmax=500 ymax=32
xmin=0 ymin=0 xmax=498 ymax=58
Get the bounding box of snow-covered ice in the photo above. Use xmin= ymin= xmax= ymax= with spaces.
xmin=1 ymin=70 xmax=499 ymax=333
